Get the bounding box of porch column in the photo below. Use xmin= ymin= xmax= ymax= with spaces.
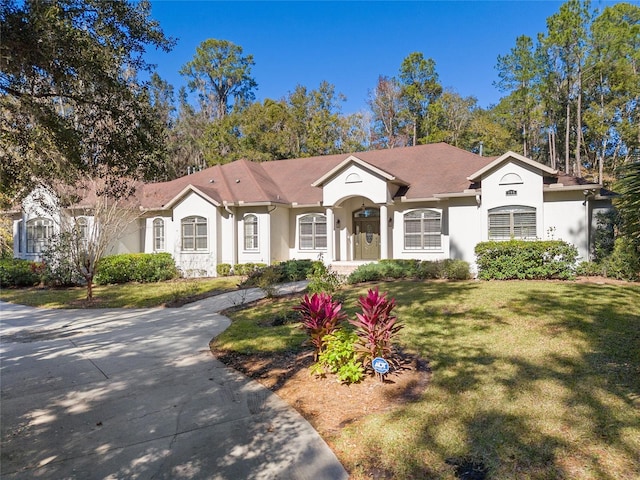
xmin=325 ymin=207 xmax=335 ymax=263
xmin=379 ymin=204 xmax=389 ymax=259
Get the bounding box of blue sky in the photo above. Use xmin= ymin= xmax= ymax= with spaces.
xmin=144 ymin=1 xmax=614 ymax=114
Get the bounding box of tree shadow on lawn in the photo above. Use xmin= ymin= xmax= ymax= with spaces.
xmin=376 ymin=282 xmax=640 ymax=479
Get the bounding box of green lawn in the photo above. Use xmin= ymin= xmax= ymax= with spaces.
xmin=219 ymin=280 xmax=640 ymax=480
xmin=0 ymin=277 xmax=241 ymax=308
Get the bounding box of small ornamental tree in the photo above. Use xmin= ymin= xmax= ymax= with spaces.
xmin=349 ymin=288 xmax=403 ymax=369
xmin=293 ymin=293 xmax=345 ymax=360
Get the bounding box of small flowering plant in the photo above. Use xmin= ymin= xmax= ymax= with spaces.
xmin=349 ymin=287 xmax=403 ymax=369
xmin=293 ymin=292 xmax=345 ymax=360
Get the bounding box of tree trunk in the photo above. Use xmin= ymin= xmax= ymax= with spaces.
xmin=86 ymin=275 xmax=93 ymax=300
xmin=575 ymin=67 xmax=582 ymax=178
xmin=565 ymin=101 xmax=571 ymax=173
xmin=413 ymin=117 xmax=417 ymax=146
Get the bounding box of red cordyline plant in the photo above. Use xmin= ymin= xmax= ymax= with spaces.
xmin=293 ymin=293 xmax=346 ymax=360
xmin=349 ymin=287 xmax=403 ymax=369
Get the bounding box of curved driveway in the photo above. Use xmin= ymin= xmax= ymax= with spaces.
xmin=0 ymin=284 xmax=348 ymax=479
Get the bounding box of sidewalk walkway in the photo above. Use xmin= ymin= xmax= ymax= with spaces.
xmin=0 ymin=283 xmax=348 ymax=479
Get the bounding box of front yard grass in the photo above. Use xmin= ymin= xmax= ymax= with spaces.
xmin=219 ymin=280 xmax=640 ymax=479
xmin=0 ymin=277 xmax=241 ymax=308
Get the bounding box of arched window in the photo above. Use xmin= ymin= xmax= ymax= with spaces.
xmin=26 ymin=218 xmax=54 ymax=253
xmin=153 ymin=218 xmax=165 ymax=251
xmin=488 ymin=206 xmax=536 ymax=240
xmin=299 ymin=214 xmax=327 ymax=250
xmin=404 ymin=209 xmax=441 ymax=250
xmin=244 ymin=214 xmax=258 ymax=250
xmin=499 ymin=173 xmax=523 ymax=185
xmin=75 ymin=217 xmax=89 ymax=240
xmin=181 ymin=216 xmax=207 ymax=251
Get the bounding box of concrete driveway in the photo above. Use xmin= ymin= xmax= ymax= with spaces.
xmin=0 ymin=284 xmax=348 ymax=479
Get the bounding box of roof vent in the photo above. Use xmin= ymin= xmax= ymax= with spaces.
xmin=235 ymin=179 xmax=240 ymax=183
xmin=209 ymin=179 xmax=215 ymax=183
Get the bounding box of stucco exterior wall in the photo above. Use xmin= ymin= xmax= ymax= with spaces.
xmin=171 ymin=194 xmax=217 ymax=277
xmin=269 ymin=206 xmax=290 ymax=264
xmin=544 ymin=190 xmax=590 ymax=260
xmin=322 ymin=164 xmax=392 ymax=206
xmin=479 ymin=161 xmax=545 ymax=240
xmin=448 ymin=198 xmax=482 ymax=267
xmin=288 ymin=207 xmax=326 ymax=261
xmin=106 ymin=219 xmax=142 ymax=255
xmin=237 ymin=207 xmax=270 ymax=265
xmin=217 ymin=209 xmax=236 ymax=266
xmin=390 ymin=203 xmax=449 ymax=262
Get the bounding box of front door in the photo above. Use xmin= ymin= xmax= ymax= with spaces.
xmin=354 ymin=208 xmax=380 ymax=260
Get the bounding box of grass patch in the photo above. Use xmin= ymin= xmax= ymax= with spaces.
xmin=222 ymin=280 xmax=640 ymax=479
xmin=214 ymin=296 xmax=307 ymax=354
xmin=0 ymin=277 xmax=241 ymax=308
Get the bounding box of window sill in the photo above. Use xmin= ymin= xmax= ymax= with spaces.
xmin=402 ymin=250 xmax=444 ymax=254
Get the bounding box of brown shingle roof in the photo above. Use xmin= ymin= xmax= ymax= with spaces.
xmin=139 ymin=143 xmax=553 ymax=209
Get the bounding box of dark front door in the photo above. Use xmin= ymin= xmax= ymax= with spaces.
xmin=354 ymin=208 xmax=380 ymax=260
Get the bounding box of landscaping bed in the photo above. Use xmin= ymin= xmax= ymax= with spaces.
xmin=214 ymin=347 xmax=430 ymax=439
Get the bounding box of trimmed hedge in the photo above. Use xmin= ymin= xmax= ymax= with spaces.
xmin=216 ymin=263 xmax=233 ymax=277
xmin=95 ymin=253 xmax=180 ymax=285
xmin=0 ymin=258 xmax=43 ymax=287
xmin=238 ymin=259 xmax=316 ymax=288
xmin=233 ymin=263 xmax=267 ymax=276
xmin=347 ymin=259 xmax=471 ymax=284
xmin=475 ymin=240 xmax=578 ymax=280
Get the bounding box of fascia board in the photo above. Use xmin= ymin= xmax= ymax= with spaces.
xmin=467 ymin=151 xmax=558 ymax=182
xmin=164 ymin=185 xmax=221 ymax=209
xmin=311 ymin=155 xmax=397 ymax=187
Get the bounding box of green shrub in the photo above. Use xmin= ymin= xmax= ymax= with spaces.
xmin=280 ymin=259 xmax=314 ymax=281
xmin=216 ymin=263 xmax=232 ymax=277
xmin=348 ymin=259 xmax=470 ymax=283
xmin=602 ymin=237 xmax=640 ymax=281
xmin=0 ymin=258 xmax=42 ymax=287
xmin=593 ymin=210 xmax=619 ymax=262
xmin=311 ymin=328 xmax=365 ymax=384
xmin=233 ymin=263 xmax=267 ymax=276
xmin=347 ymin=263 xmax=384 ymax=284
xmin=415 ymin=260 xmax=445 ymax=279
xmin=307 ymin=261 xmax=342 ymax=294
xmin=576 ymin=261 xmax=604 ymax=277
xmin=238 ymin=259 xmax=315 ymax=289
xmin=443 ymin=259 xmax=471 ymax=280
xmin=475 ymin=240 xmax=578 ymax=280
xmin=95 ymin=253 xmax=179 ymax=285
xmin=379 ymin=259 xmax=420 ymax=278
xmin=40 ymin=233 xmax=83 ymax=286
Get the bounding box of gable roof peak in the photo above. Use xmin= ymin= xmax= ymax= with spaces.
xmin=467 ymin=151 xmax=558 ymax=181
xmin=311 ymin=154 xmax=406 ymax=187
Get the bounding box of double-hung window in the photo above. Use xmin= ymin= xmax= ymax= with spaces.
xmin=181 ymin=216 xmax=207 ymax=251
xmin=244 ymin=214 xmax=258 ymax=250
xmin=488 ymin=206 xmax=536 ymax=240
xmin=26 ymin=218 xmax=54 ymax=253
xmin=404 ymin=209 xmax=442 ymax=250
xmin=299 ymin=214 xmax=327 ymax=250
xmin=153 ymin=218 xmax=165 ymax=251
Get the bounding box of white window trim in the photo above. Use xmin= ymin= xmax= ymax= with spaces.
xmin=298 ymin=213 xmax=327 ymax=251
xmin=243 ymin=214 xmax=259 ymax=251
xmin=488 ymin=206 xmax=537 ymax=240
xmin=26 ymin=217 xmax=54 ymax=254
xmin=181 ymin=216 xmax=208 ymax=252
xmin=403 ymin=209 xmax=442 ymax=251
xmin=153 ymin=218 xmax=165 ymax=252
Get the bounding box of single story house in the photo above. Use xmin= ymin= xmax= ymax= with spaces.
xmin=11 ymin=143 xmax=612 ymax=276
